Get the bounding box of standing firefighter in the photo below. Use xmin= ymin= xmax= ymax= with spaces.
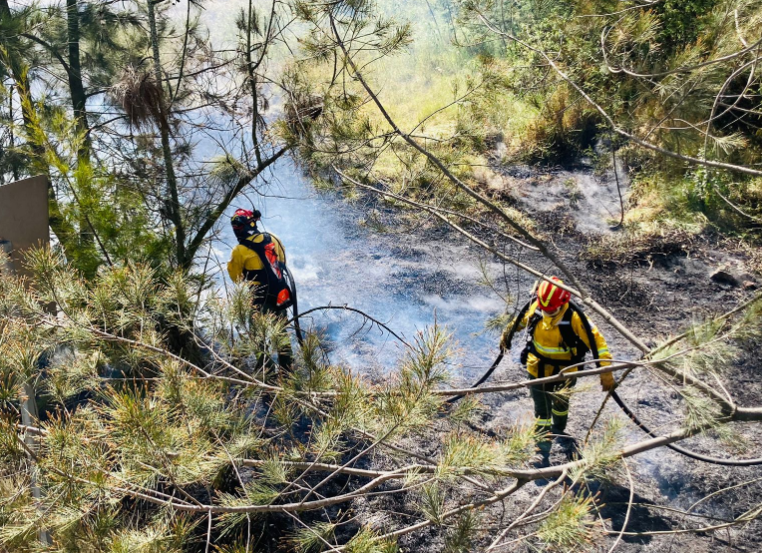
xmin=500 ymin=277 xmax=615 ymax=466
xmin=227 ymin=208 xmax=294 ymax=373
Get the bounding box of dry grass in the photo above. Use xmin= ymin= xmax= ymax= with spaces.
xmin=581 ymin=227 xmax=701 ymax=266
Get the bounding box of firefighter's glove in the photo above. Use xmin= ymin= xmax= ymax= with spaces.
xmin=600 ymin=371 xmax=617 ymax=392
xmin=499 ymin=331 xmax=512 ymax=352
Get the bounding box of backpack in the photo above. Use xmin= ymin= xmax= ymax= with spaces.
xmin=518 ymin=300 xmax=599 ymax=370
xmin=239 ymin=233 xmax=293 ymax=310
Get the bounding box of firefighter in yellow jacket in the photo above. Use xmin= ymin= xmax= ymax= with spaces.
xmin=228 ymin=208 xmax=293 ymax=372
xmin=500 ymin=277 xmax=615 ymax=463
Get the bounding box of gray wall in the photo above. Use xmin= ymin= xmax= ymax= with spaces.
xmin=0 ymin=176 xmax=50 ymax=280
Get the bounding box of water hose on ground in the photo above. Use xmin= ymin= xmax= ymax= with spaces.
xmin=450 ymin=350 xmax=762 ymax=466
xmin=609 ymin=390 xmax=762 ymax=466
xmin=446 ymin=351 xmax=505 ymax=404
xmin=288 ymin=281 xmax=762 ymax=466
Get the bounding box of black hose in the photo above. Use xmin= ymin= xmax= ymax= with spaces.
xmin=445 ymin=302 xmax=530 ymax=404
xmin=610 ymin=390 xmax=762 ymax=467
xmin=447 ymin=353 xmax=762 ymax=466
xmin=286 ymin=280 xmax=762 ymax=466
xmin=446 ymin=351 xmax=505 ymax=404
xmin=561 ymin=307 xmax=762 ymax=466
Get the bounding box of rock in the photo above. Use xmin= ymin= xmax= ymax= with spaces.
xmin=710 ymin=269 xmax=740 ymax=287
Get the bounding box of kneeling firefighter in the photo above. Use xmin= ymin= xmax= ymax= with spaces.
xmin=227 ymin=208 xmax=294 ymax=373
xmin=500 ymin=277 xmax=615 ymax=464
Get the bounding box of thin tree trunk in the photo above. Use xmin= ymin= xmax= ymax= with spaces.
xmin=246 ymin=0 xmax=263 ymax=166
xmin=65 ymin=0 xmax=94 ymax=248
xmin=8 ymin=84 xmax=18 ymax=181
xmin=146 ymin=0 xmax=186 ymax=267
xmin=168 ymin=0 xmax=191 ymax=106
xmin=65 ymin=0 xmax=89 ymax=154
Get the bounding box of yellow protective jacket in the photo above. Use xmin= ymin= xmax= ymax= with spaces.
xmin=227 ymin=232 xmax=287 ymax=290
xmin=502 ymin=301 xmax=614 ymax=387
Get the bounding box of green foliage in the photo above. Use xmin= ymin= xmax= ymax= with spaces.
xmin=345 ymin=527 xmax=398 ymax=553
xmin=537 ymin=493 xmax=602 ymax=552
xmin=681 ymin=385 xmax=728 ymax=435
xmin=20 ymin=87 xmax=170 ymax=276
xmin=0 ymin=247 xmax=525 ymax=551
xmin=652 ymin=299 xmax=762 ymax=439
xmin=447 ymin=393 xmax=484 ymax=425
xmin=287 ymin=521 xmax=337 ymax=553
xmin=0 ymin=0 xmax=298 ymax=277
xmin=656 ymin=0 xmax=722 ymax=48
xmin=443 ymin=511 xmax=478 ymax=552
xmin=1 ymin=240 xmax=621 ymax=550
xmin=573 ymin=419 xmax=623 ymax=483
xmin=446 ymin=0 xmax=762 ymax=231
xmin=418 ymin=481 xmax=447 ymax=524
xmin=437 ymin=428 xmax=534 ymax=477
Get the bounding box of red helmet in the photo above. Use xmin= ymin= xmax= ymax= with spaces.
xmin=231 ymin=208 xmax=255 ymax=227
xmin=536 ymin=277 xmax=571 ymax=312
xmin=231 ymin=208 xmax=261 ymax=238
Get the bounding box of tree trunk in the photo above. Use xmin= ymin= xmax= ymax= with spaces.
xmin=146 ymin=0 xmax=186 ymax=268
xmin=65 ymin=0 xmax=94 ymax=249
xmin=246 ymin=0 xmax=263 ymax=166
xmin=65 ymin=0 xmax=89 ymax=154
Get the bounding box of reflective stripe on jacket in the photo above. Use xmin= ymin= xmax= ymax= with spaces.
xmin=505 ymin=301 xmax=614 ymax=385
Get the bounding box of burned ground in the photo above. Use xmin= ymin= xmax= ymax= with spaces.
xmin=328 ymin=158 xmax=762 ymax=552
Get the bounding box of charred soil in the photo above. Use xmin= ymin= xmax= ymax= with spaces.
xmin=334 ymin=158 xmax=762 ymax=552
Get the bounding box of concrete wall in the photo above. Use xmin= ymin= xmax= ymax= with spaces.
xmin=0 ymin=176 xmax=50 ymax=280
